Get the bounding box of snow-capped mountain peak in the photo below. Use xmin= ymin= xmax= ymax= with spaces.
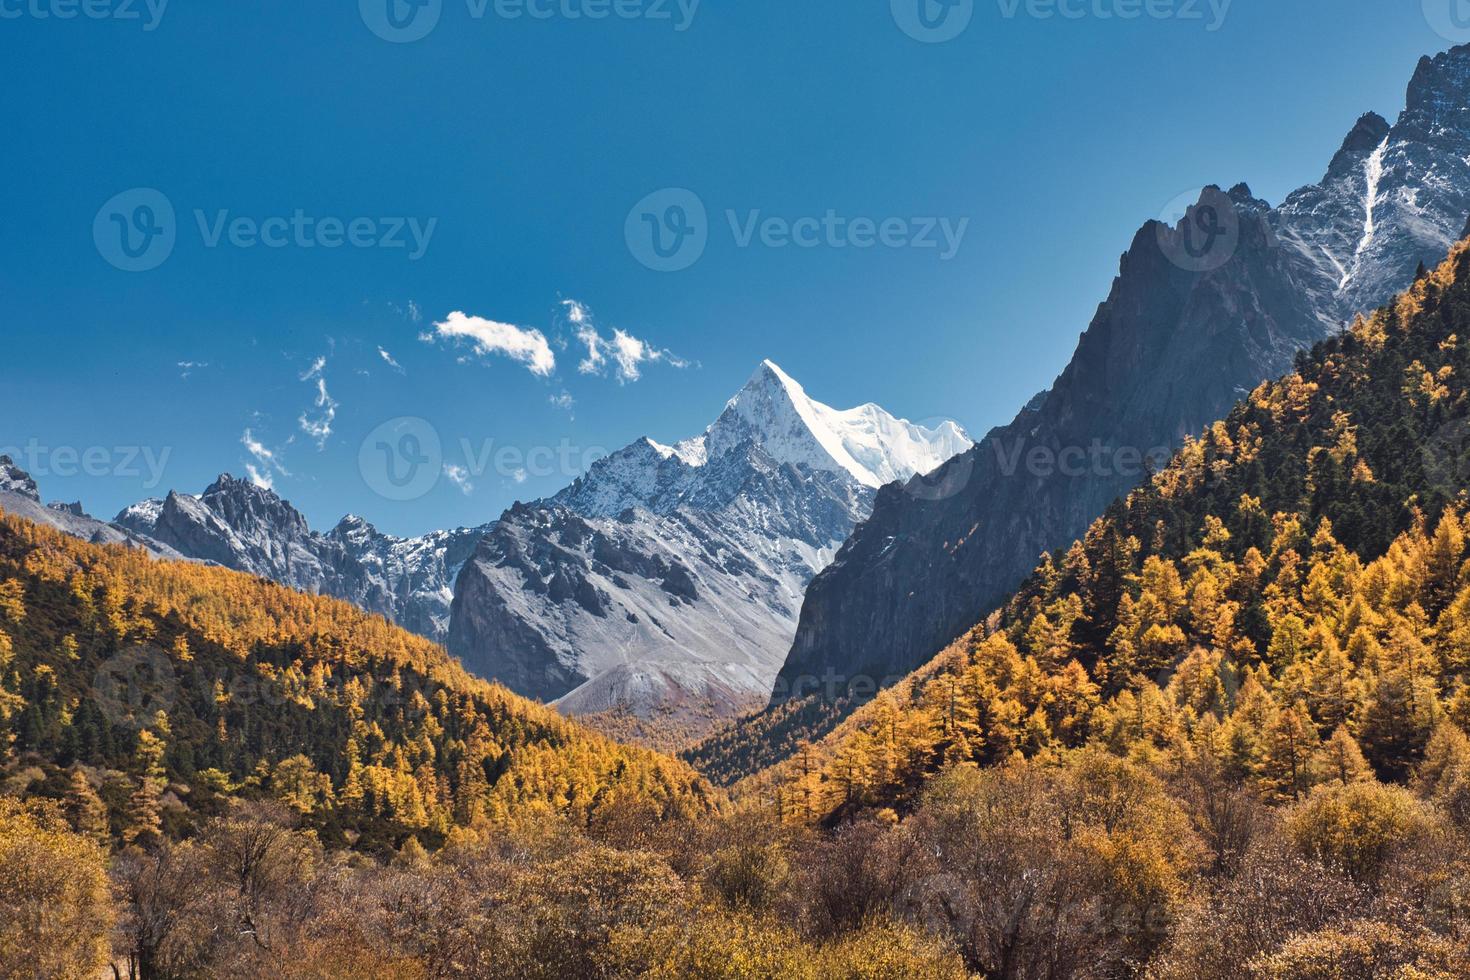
xmin=553 ymin=361 xmax=971 ymax=518
xmin=451 ymin=360 xmax=973 ymax=730
xmin=701 ymin=360 xmax=971 ymax=488
xmin=0 ymin=456 xmax=40 ymax=502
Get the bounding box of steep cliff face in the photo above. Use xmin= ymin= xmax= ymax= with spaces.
xmin=114 ymin=476 xmax=490 ymax=644
xmin=0 ymin=456 xmax=182 ymax=557
xmin=774 ymin=44 xmax=1470 ymax=707
xmin=447 ymin=362 xmax=969 ymax=724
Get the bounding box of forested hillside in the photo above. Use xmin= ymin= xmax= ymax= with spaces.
xmin=15 ymin=242 xmax=1470 ymax=980
xmin=0 ymin=511 xmax=715 ymax=852
xmin=0 ymin=511 xmax=972 ymax=978
xmin=678 ymin=243 xmax=1470 ymax=975
xmin=755 ymin=241 xmax=1470 ymax=823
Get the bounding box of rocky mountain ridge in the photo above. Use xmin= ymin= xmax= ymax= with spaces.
xmin=113 ymin=476 xmax=490 ymax=644
xmin=772 ymin=43 xmax=1470 ymax=713
xmin=448 ymin=361 xmax=970 ymax=732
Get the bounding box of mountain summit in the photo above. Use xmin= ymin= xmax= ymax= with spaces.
xmin=447 ymin=362 xmax=970 ymax=738
xmin=115 ymin=476 xmax=492 ymax=643
xmin=696 ymin=360 xmax=970 ymax=488
xmin=768 ymin=42 xmax=1470 ymax=732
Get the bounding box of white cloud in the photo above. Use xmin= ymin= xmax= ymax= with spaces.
xmin=241 ymin=429 xmax=288 ymax=490
xmin=428 ymin=311 xmax=556 ymax=378
xmin=388 ymin=299 xmax=423 ymax=323
xmin=301 ymin=356 xmax=327 ymax=380
xmin=576 ymin=324 xmax=606 ymax=375
xmin=512 ymin=468 xmax=528 ymax=484
xmin=297 ymin=357 xmax=338 ymax=449
xmin=564 ymin=298 xmax=688 ymax=384
xmin=562 ymin=299 xmax=590 ymax=325
xmin=549 ymin=390 xmax=575 ymax=413
xmin=378 ymin=346 xmax=404 ymax=373
xmin=177 ymin=361 xmax=208 ymax=380
xmin=443 ymin=463 xmax=474 ymax=494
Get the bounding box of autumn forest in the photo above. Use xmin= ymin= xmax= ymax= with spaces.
xmin=14 ymin=245 xmax=1470 ymax=976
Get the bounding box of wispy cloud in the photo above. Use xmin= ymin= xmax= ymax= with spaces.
xmin=564 ymin=299 xmax=688 ymax=384
xmin=387 ymin=299 xmax=423 ymax=323
xmin=427 ymin=311 xmax=556 ymax=378
xmin=177 ymin=361 xmax=209 ymax=380
xmin=549 ymin=390 xmax=575 ymax=414
xmin=443 ymin=463 xmax=473 ymax=494
xmin=241 ymin=429 xmax=288 ymax=490
xmin=378 ymin=346 xmax=404 ymax=373
xmin=298 ymin=357 xmax=338 ymax=449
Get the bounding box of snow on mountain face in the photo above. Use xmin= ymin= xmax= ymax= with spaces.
xmin=552 ymin=362 xmax=969 ymax=520
xmin=0 ymin=456 xmax=40 ymax=502
xmin=775 ymin=43 xmax=1470 ymax=726
xmin=448 ymin=364 xmax=971 ymax=729
xmin=700 ymin=360 xmax=968 ymax=488
xmin=0 ymin=458 xmax=184 ymax=557
xmin=1277 ymin=47 xmax=1470 ymax=326
xmin=114 ymin=476 xmax=490 ymax=644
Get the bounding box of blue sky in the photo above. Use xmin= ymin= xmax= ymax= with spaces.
xmin=0 ymin=0 xmax=1458 ymax=535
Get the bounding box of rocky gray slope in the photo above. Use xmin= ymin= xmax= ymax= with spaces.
xmin=0 ymin=456 xmax=185 ymax=557
xmin=448 ymin=361 xmax=970 ymax=723
xmin=114 ymin=476 xmax=490 ymax=644
xmin=774 ymin=43 xmax=1470 ymax=708
xmin=37 ymin=361 xmax=964 ymax=733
